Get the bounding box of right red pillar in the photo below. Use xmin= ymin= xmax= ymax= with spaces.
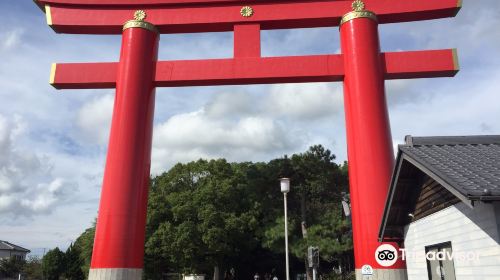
xmin=340 ymin=3 xmax=406 ymax=279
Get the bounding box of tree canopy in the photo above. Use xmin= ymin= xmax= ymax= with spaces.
xmin=0 ymin=257 xmax=25 ymax=278
xmin=42 ymin=247 xmax=65 ymax=280
xmin=72 ymin=145 xmax=353 ymax=279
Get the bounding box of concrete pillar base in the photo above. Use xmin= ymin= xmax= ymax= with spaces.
xmin=88 ymin=268 xmax=142 ymax=280
xmin=355 ymin=269 xmax=407 ymax=280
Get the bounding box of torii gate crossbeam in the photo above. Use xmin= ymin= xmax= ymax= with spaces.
xmin=50 ymin=50 xmax=457 ymax=89
xmin=35 ymin=0 xmax=461 ymax=279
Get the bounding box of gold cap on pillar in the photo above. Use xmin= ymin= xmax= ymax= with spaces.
xmin=123 ymin=10 xmax=158 ymax=33
xmin=340 ymin=0 xmax=377 ymax=26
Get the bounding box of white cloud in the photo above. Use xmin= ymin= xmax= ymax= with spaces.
xmin=152 ymin=109 xmax=299 ymax=172
xmin=0 ymin=28 xmax=24 ymax=50
xmin=150 ymin=82 xmax=346 ymax=172
xmin=76 ymin=94 xmax=114 ymax=146
xmin=413 ymin=1 xmax=500 ymax=54
xmin=267 ymin=83 xmax=343 ymax=120
xmin=205 ymin=91 xmax=258 ymax=118
xmin=390 ymin=69 xmax=500 ymax=141
xmin=0 ymin=114 xmax=77 ymax=218
xmin=262 ymin=27 xmax=338 ymax=57
xmin=72 ymin=88 xmax=309 ymax=173
xmin=385 ymin=79 xmax=422 ymax=106
xmin=159 ymin=32 xmax=233 ymax=60
xmin=19 ymin=178 xmax=76 ymax=212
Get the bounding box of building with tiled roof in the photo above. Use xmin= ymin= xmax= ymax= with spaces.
xmin=0 ymin=240 xmax=30 ymax=261
xmin=379 ymin=135 xmax=500 ymax=280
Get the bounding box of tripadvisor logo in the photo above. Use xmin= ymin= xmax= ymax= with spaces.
xmin=375 ymin=244 xmax=398 ymax=267
xmin=374 ymin=244 xmax=480 ymax=266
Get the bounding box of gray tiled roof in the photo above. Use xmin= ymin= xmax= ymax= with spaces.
xmin=400 ymin=135 xmax=500 ymax=197
xmin=379 ymin=135 xmax=500 ymax=241
xmin=0 ymin=240 xmax=30 ymax=252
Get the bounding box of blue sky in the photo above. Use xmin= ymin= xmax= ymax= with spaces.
xmin=1 ymin=0 xmax=499 ymax=256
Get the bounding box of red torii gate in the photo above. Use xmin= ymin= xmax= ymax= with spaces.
xmin=35 ymin=0 xmax=460 ymax=279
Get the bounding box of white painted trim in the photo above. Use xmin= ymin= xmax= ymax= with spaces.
xmin=355 ymin=268 xmax=407 ymax=280
xmin=88 ymin=268 xmax=142 ymax=280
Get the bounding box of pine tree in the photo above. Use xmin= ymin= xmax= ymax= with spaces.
xmin=65 ymin=243 xmax=85 ymax=280
xmin=42 ymin=247 xmax=65 ymax=280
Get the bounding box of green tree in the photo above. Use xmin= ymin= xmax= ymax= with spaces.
xmin=42 ymin=247 xmax=65 ymax=280
xmin=73 ymin=223 xmax=95 ymax=277
xmin=73 ymin=145 xmax=353 ymax=279
xmin=261 ymin=146 xmax=351 ymax=278
xmin=23 ymin=256 xmax=43 ymax=280
xmin=145 ymin=159 xmax=261 ymax=279
xmin=0 ymin=257 xmax=25 ymax=278
xmin=64 ymin=243 xmax=85 ymax=280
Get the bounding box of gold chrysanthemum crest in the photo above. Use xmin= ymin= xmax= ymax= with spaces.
xmin=240 ymin=6 xmax=254 ymax=17
xmin=352 ymin=0 xmax=365 ymax=12
xmin=340 ymin=0 xmax=376 ymax=26
xmin=134 ymin=10 xmax=147 ymax=21
xmin=123 ymin=10 xmax=158 ymax=33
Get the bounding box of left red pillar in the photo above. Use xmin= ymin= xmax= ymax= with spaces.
xmin=89 ymin=11 xmax=159 ymax=280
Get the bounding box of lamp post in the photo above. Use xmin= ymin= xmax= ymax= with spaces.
xmin=280 ymin=178 xmax=290 ymax=280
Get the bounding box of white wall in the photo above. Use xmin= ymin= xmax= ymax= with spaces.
xmin=0 ymin=250 xmax=28 ymax=260
xmin=0 ymin=250 xmax=11 ymax=259
xmin=404 ymin=202 xmax=500 ymax=280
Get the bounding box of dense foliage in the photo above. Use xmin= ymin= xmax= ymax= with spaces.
xmin=0 ymin=257 xmax=25 ymax=278
xmin=42 ymin=247 xmax=65 ymax=280
xmin=16 ymin=246 xmax=86 ymax=279
xmin=73 ymin=222 xmax=95 ymax=277
xmin=61 ymin=145 xmax=353 ymax=279
xmin=23 ymin=256 xmax=43 ymax=279
xmin=64 ymin=243 xmax=85 ymax=280
xmin=144 ymin=145 xmax=353 ymax=279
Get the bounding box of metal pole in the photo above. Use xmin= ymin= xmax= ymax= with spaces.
xmin=284 ymin=192 xmax=290 ymax=280
xmin=42 ymin=248 xmax=46 ymax=280
xmin=312 ymin=268 xmax=316 ymax=280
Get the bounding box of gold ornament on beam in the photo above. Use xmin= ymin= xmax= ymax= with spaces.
xmin=123 ymin=10 xmax=158 ymax=33
xmin=240 ymin=6 xmax=254 ymax=17
xmin=340 ymin=0 xmax=377 ymax=26
xmin=134 ymin=10 xmax=147 ymax=21
xmin=352 ymin=0 xmax=365 ymax=12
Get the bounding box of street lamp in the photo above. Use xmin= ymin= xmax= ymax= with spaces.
xmin=280 ymin=178 xmax=290 ymax=280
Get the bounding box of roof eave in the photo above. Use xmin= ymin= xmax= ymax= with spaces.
xmin=378 ymin=147 xmax=480 ymax=242
xmin=378 ymin=147 xmax=405 ymax=242
xmin=402 ymin=153 xmax=473 ymax=208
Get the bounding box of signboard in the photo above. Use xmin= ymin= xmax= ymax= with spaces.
xmin=361 ymin=265 xmax=373 ymax=275
xmin=307 ymin=246 xmax=319 ymax=268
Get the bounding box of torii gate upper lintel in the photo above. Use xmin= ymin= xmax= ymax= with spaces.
xmin=35 ymin=0 xmax=461 ymax=279
xmin=37 ymin=0 xmax=461 ymax=34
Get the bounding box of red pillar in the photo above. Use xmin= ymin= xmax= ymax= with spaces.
xmin=89 ymin=14 xmax=159 ymax=280
xmin=340 ymin=6 xmax=406 ymax=280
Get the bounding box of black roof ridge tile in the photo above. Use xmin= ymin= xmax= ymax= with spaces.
xmin=404 ymin=135 xmax=500 ymax=146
